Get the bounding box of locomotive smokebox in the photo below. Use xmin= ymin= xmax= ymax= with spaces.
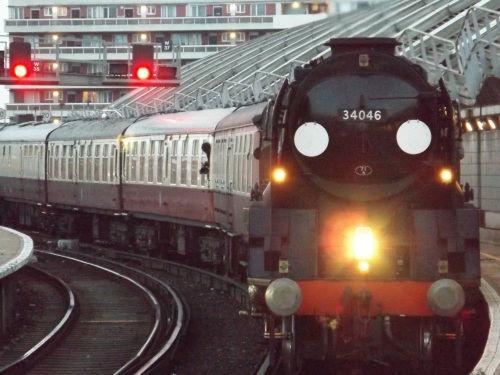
xmin=325 ymin=37 xmax=400 ymax=55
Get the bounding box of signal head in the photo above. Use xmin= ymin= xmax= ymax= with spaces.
xmin=9 ymin=41 xmax=32 ymax=79
xmin=13 ymin=64 xmax=29 ymax=78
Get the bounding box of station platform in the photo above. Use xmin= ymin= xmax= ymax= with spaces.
xmin=0 ymin=226 xmax=34 ymax=334
xmin=473 ymin=242 xmax=500 ymax=375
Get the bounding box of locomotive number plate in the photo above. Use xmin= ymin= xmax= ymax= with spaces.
xmin=338 ymin=109 xmax=386 ymax=122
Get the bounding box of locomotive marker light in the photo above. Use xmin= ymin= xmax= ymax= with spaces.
xmin=352 ymin=226 xmax=376 ymax=273
xmin=265 ymin=278 xmax=303 ymax=316
xmin=396 ymin=119 xmax=431 ymax=155
xmin=272 ymin=167 xmax=287 ymax=183
xmin=439 ymin=168 xmax=454 ymax=184
xmin=294 ymin=122 xmax=329 ymax=157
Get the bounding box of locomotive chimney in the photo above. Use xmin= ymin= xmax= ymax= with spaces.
xmin=325 ymin=38 xmax=400 ymax=55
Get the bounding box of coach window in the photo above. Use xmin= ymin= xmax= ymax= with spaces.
xmin=86 ymin=144 xmax=92 ymax=181
xmin=94 ymin=144 xmax=101 ymax=182
xmin=245 ymin=135 xmax=250 ymax=192
xmin=191 ymin=139 xmax=199 ymax=187
xmin=163 ymin=142 xmax=171 ymax=183
xmin=200 ymin=139 xmax=208 ymax=186
xmin=131 ymin=142 xmax=138 ymax=182
xmin=123 ymin=144 xmax=130 ymax=182
xmin=148 ymin=141 xmax=155 ymax=183
xmin=68 ymin=145 xmax=74 ymax=181
xmin=181 ymin=139 xmax=188 ymax=185
xmin=61 ymin=145 xmax=67 ymax=180
xmin=111 ymin=145 xmax=117 ymax=183
xmin=103 ymin=144 xmax=109 ymax=182
xmin=233 ymin=137 xmax=239 ymax=191
xmin=54 ymin=145 xmax=60 ymax=179
xmin=139 ymin=141 xmax=146 ymax=183
xmin=78 ymin=145 xmax=85 ymax=181
xmin=170 ymin=140 xmax=178 ymax=185
xmin=157 ymin=141 xmax=164 ymax=184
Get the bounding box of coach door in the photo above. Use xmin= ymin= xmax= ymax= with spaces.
xmin=213 ymin=132 xmax=234 ymax=230
xmin=225 ymin=134 xmax=235 ymax=229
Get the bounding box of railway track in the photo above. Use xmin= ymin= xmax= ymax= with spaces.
xmin=5 ymin=231 xmax=266 ymax=374
xmin=0 ymin=250 xmax=187 ymax=374
xmin=0 ymin=265 xmax=76 ymax=373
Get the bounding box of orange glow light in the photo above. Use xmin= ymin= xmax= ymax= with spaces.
xmin=273 ymin=167 xmax=286 ymax=183
xmin=439 ymin=168 xmax=453 ymax=183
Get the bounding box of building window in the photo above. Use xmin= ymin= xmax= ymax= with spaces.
xmin=88 ymin=6 xmax=116 ymax=18
xmin=82 ymin=35 xmax=102 ymax=47
xmin=83 ymin=91 xmax=96 ymax=104
xmin=57 ymin=7 xmax=68 ymax=16
xmin=87 ymin=6 xmax=100 ymax=18
xmin=11 ymin=7 xmax=24 ymax=19
xmin=227 ymin=4 xmax=245 ymax=13
xmin=222 ymin=32 xmax=245 ymax=43
xmin=71 ymin=8 xmax=80 ymax=18
xmin=251 ymin=4 xmax=266 ymax=16
xmin=113 ymin=34 xmax=128 ymax=45
xmin=189 ymin=5 xmax=206 ymax=17
xmin=87 ymin=63 xmax=102 ymax=75
xmin=103 ymin=7 xmax=117 ymax=18
xmin=132 ymin=34 xmax=151 ymax=43
xmin=249 ymin=32 xmax=260 ymax=40
xmin=138 ymin=5 xmax=156 ymax=15
xmin=31 ymin=9 xmax=40 ymax=19
xmin=67 ymin=91 xmax=77 ymax=103
xmin=99 ymin=91 xmax=113 ymax=103
xmin=213 ymin=6 xmax=222 ymax=16
xmin=171 ymin=33 xmax=201 ymax=45
xmin=161 ymin=5 xmax=176 ymax=17
xmin=44 ymin=91 xmax=62 ymax=101
xmin=70 ymin=64 xmax=81 ymax=74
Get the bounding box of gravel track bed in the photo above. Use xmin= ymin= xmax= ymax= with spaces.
xmin=147 ymin=268 xmax=267 ymax=375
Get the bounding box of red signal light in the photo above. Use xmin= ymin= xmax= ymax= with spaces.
xmin=135 ymin=66 xmax=151 ymax=80
xmin=9 ymin=42 xmax=32 ymax=79
xmin=13 ymin=64 xmax=28 ymax=78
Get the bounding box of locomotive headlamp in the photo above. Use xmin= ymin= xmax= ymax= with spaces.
xmin=439 ymin=168 xmax=453 ymax=184
xmin=352 ymin=226 xmax=376 ymax=260
xmin=358 ymin=261 xmax=370 ymax=273
xmin=272 ymin=167 xmax=287 ymax=183
xmin=352 ymin=227 xmax=376 ymax=273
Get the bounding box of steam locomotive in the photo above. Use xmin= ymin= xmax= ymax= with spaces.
xmin=0 ymin=37 xmax=480 ymax=372
xmin=248 ymin=38 xmax=481 ymax=372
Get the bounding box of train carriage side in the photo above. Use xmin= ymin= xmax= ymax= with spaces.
xmin=47 ymin=118 xmax=136 ymax=211
xmin=44 ymin=118 xmax=136 ymax=237
xmin=120 ymin=108 xmax=235 ymax=257
xmin=0 ymin=122 xmax=60 ymax=226
xmin=213 ymin=102 xmax=267 ymax=236
xmin=213 ymin=102 xmax=267 ymax=276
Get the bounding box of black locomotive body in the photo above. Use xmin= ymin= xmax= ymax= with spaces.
xmin=247 ymin=38 xmax=481 ymax=371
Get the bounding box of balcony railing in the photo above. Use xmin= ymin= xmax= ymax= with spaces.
xmin=5 ymin=15 xmax=274 ymax=29
xmin=6 ymin=103 xmax=109 ymax=120
xmin=31 ymin=44 xmax=234 ymax=58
